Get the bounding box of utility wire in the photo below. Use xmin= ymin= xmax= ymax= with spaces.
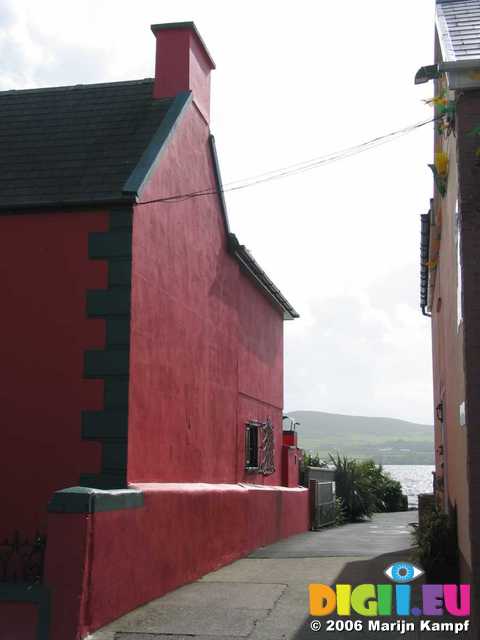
xmin=138 ymin=116 xmax=436 ymax=206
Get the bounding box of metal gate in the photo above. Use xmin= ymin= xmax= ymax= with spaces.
xmin=309 ymin=480 xmax=335 ymax=529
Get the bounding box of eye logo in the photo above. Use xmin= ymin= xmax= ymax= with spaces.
xmin=384 ymin=562 xmax=424 ymax=583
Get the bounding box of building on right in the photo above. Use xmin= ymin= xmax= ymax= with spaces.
xmin=416 ymin=0 xmax=480 ymax=622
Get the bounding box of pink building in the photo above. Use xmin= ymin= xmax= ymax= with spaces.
xmin=0 ymin=22 xmax=309 ymax=640
xmin=416 ymin=0 xmax=480 ymax=633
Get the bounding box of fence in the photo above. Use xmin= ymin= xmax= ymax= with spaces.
xmin=309 ymin=479 xmax=336 ymax=529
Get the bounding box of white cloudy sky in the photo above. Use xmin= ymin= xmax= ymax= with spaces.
xmin=0 ymin=0 xmax=436 ymax=424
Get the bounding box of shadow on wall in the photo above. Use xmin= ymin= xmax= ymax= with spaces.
xmin=209 ymin=248 xmax=280 ymax=367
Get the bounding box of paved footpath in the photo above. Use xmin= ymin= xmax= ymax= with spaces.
xmin=89 ymin=511 xmax=470 ymax=640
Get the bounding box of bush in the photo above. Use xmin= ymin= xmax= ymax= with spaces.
xmin=334 ymin=497 xmax=347 ymax=526
xmin=329 ymin=454 xmax=377 ymax=521
xmin=357 ymin=459 xmax=405 ymax=513
xmin=412 ymin=505 xmax=459 ymax=582
xmin=329 ymin=454 xmax=406 ymax=522
xmin=303 ymin=452 xmax=327 ymax=468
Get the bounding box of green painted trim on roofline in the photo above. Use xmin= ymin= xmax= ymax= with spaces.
xmin=209 ymin=134 xmax=231 ymax=237
xmin=123 ymin=91 xmax=193 ymax=198
xmin=230 ymin=239 xmax=299 ymax=320
xmin=48 ymin=486 xmax=144 ymax=513
xmin=207 ymin=136 xmax=299 ymax=321
xmin=0 ymin=584 xmax=50 ymax=640
xmin=81 ymin=206 xmax=133 ymax=490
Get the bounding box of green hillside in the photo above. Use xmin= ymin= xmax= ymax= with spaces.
xmin=288 ymin=410 xmax=434 ymax=465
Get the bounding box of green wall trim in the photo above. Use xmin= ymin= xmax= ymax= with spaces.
xmin=123 ymin=91 xmax=193 ymax=198
xmin=87 ymin=289 xmax=131 ymax=316
xmin=109 ymin=207 xmax=133 ymax=230
xmin=81 ymin=207 xmax=133 ymax=490
xmin=89 ymin=230 xmax=132 ymax=259
xmin=0 ymin=584 xmax=50 ymax=640
xmin=79 ymin=472 xmax=127 ymax=489
xmin=106 ymin=318 xmax=131 ymax=347
xmin=101 ymin=441 xmax=128 ymax=471
xmin=48 ymin=486 xmax=144 ymax=513
xmin=104 ymin=379 xmax=129 ymax=408
xmin=209 ymin=135 xmax=231 ymax=237
xmin=109 ymin=260 xmax=132 ymax=286
xmin=81 ymin=410 xmax=128 ymax=440
xmin=84 ymin=349 xmax=129 ymax=377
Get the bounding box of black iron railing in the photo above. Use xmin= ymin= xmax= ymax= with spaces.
xmin=0 ymin=531 xmax=46 ymax=584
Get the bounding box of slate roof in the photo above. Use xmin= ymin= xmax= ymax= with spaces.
xmin=0 ymin=79 xmax=172 ymax=209
xmin=0 ymin=77 xmax=298 ymax=318
xmin=437 ymin=0 xmax=480 ymax=61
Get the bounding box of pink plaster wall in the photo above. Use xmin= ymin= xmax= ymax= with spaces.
xmin=128 ymin=101 xmax=286 ymax=486
xmin=44 ymin=483 xmax=309 ymax=640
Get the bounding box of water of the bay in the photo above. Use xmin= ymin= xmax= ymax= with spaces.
xmin=384 ymin=465 xmax=434 ymax=508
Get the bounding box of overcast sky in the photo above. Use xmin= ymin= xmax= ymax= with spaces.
xmin=0 ymin=0 xmax=436 ymax=424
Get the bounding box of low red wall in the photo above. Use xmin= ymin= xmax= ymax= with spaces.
xmin=45 ymin=483 xmax=309 ymax=640
xmin=0 ymin=603 xmax=37 ymax=640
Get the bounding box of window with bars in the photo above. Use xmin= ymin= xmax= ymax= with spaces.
xmin=244 ymin=419 xmax=275 ymax=475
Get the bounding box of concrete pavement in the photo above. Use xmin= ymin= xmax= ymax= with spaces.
xmin=88 ymin=510 xmax=470 ymax=640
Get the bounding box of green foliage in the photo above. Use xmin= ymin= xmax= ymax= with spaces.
xmin=334 ymin=497 xmax=347 ymax=527
xmin=303 ymin=452 xmax=327 ymax=468
xmin=357 ymin=459 xmax=405 ymax=513
xmin=412 ymin=506 xmax=459 ymax=582
xmin=329 ymin=454 xmax=406 ymax=522
xmin=329 ymin=454 xmax=377 ymax=521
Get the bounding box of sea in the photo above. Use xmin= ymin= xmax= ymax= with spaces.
xmin=384 ymin=465 xmax=435 ymax=509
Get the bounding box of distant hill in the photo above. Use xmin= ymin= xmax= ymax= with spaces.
xmin=287 ymin=410 xmax=434 ymax=465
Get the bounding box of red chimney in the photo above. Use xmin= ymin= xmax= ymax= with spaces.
xmin=151 ymin=22 xmax=215 ymax=123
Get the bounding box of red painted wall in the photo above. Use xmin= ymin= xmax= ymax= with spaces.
xmin=128 ymin=102 xmax=286 ymax=485
xmin=282 ymin=446 xmax=300 ymax=487
xmin=0 ymin=603 xmax=38 ymax=640
xmin=45 ymin=483 xmax=309 ymax=640
xmin=0 ymin=211 xmax=108 ymax=539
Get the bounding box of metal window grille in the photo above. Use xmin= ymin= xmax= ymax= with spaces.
xmin=0 ymin=531 xmax=46 ymax=584
xmin=245 ymin=419 xmax=275 ymax=475
xmin=245 ymin=423 xmax=259 ymax=469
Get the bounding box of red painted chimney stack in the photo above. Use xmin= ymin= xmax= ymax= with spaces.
xmin=150 ymin=21 xmax=215 ymax=123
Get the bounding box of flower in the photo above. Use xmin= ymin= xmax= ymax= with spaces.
xmin=435 ymin=151 xmax=449 ymax=177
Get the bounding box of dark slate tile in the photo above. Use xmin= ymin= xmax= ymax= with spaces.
xmin=0 ymin=79 xmax=173 ymax=208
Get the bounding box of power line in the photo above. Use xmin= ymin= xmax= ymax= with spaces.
xmin=138 ymin=116 xmax=436 ymax=206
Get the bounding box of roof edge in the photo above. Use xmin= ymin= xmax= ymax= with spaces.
xmin=0 ymin=196 xmax=135 ymax=214
xmin=208 ymin=134 xmax=231 ymax=237
xmin=228 ymin=234 xmax=299 ymax=321
xmin=207 ymin=135 xmax=298 ymax=320
xmin=123 ymin=90 xmax=193 ymax=198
